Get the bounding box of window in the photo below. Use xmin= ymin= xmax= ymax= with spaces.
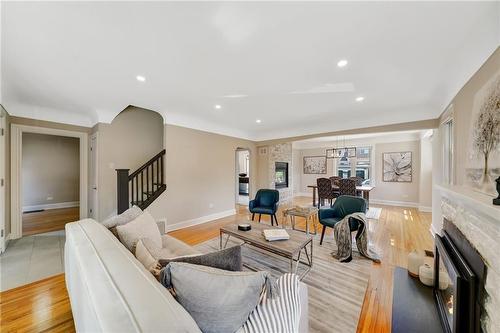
xmin=443 ymin=119 xmax=454 ymax=184
xmin=356 ymin=147 xmax=372 ymax=184
xmin=335 ymin=146 xmax=372 ymax=184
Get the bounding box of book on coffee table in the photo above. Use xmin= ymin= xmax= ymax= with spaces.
xmin=263 ymin=229 xmax=290 ymax=241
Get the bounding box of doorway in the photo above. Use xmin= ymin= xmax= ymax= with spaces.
xmin=10 ymin=124 xmax=88 ymax=240
xmin=21 ymin=133 xmax=80 ymax=236
xmin=235 ymin=148 xmax=251 ymax=206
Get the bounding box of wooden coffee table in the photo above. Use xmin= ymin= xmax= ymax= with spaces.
xmin=220 ymin=221 xmax=313 ymax=279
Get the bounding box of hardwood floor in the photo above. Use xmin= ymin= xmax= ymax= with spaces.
xmin=0 ymin=198 xmax=433 ymax=332
xmin=22 ymin=207 xmax=80 ymax=236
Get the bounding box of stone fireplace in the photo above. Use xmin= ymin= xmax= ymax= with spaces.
xmin=437 ymin=185 xmax=500 ymax=333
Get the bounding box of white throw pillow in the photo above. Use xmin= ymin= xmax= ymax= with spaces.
xmin=101 ymin=206 xmax=142 ymax=228
xmin=116 ymin=211 xmax=162 ymax=252
xmin=135 ymin=239 xmax=161 ymax=274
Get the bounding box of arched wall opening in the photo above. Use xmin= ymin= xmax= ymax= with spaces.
xmin=92 ymin=105 xmax=164 ymax=220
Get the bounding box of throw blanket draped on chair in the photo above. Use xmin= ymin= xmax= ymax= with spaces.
xmin=333 ymin=212 xmax=380 ymax=263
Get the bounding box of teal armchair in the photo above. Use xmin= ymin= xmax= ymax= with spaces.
xmin=318 ymin=195 xmax=367 ymax=245
xmin=249 ymin=189 xmax=280 ymax=226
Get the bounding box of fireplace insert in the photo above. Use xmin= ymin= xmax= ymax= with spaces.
xmin=275 ymin=162 xmax=289 ymax=189
xmin=434 ymin=220 xmax=486 ymax=333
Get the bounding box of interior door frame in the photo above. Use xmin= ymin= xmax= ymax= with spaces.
xmin=234 ymin=147 xmax=251 ymax=206
xmin=0 ymin=112 xmax=6 ymax=252
xmin=10 ymin=124 xmax=88 ymax=239
xmin=89 ymin=132 xmax=99 ymax=219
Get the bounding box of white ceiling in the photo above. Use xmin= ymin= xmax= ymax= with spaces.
xmin=1 ymin=2 xmax=499 ymax=141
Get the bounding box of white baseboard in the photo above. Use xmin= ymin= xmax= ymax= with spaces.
xmin=294 ymin=192 xmax=313 ymax=198
xmin=418 ymin=205 xmax=432 ymax=212
xmin=165 ymin=209 xmax=237 ymax=232
xmin=370 ymin=199 xmax=419 ymax=208
xmin=23 ymin=201 xmax=80 ymax=212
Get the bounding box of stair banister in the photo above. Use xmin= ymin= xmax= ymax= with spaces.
xmin=116 ymin=149 xmax=166 ymax=214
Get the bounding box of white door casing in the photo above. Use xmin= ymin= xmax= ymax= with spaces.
xmin=0 ymin=111 xmax=6 ymax=253
xmin=89 ymin=133 xmax=98 ymax=219
xmin=10 ymin=124 xmax=88 ymax=239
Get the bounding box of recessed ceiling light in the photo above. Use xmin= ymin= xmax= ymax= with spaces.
xmin=214 ymin=104 xmax=222 ymax=109
xmin=256 ymin=119 xmax=262 ymax=123
xmin=337 ymin=59 xmax=348 ymax=68
xmin=355 ymin=96 xmax=365 ymax=102
xmin=136 ymin=75 xmax=146 ymax=82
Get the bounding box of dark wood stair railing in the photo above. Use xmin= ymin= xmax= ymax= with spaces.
xmin=116 ymin=149 xmax=166 ymax=214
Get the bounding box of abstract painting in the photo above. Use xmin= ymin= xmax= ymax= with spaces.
xmin=303 ymin=156 xmax=327 ymax=174
xmin=383 ymin=152 xmax=412 ymax=182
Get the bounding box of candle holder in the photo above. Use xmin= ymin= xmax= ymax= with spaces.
xmin=493 ymin=176 xmax=500 ymax=206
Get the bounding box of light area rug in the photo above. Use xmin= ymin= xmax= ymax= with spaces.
xmin=195 ymin=234 xmax=372 ymax=333
xmin=366 ymin=207 xmax=382 ymax=220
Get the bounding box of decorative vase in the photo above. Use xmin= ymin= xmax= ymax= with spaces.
xmin=418 ymin=264 xmax=451 ymax=290
xmin=419 ymin=264 xmax=434 ymax=286
xmin=408 ymin=250 xmax=424 ymax=277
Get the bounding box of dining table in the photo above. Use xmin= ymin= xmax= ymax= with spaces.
xmin=307 ymin=184 xmax=375 ymax=208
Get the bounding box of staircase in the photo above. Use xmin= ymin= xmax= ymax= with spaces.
xmin=116 ymin=149 xmax=166 ymax=214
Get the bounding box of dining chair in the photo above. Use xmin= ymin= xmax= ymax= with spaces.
xmin=329 ymin=176 xmax=341 ymax=196
xmin=338 ymin=178 xmax=357 ymax=196
xmin=350 ymin=176 xmax=363 ymax=196
xmin=318 ymin=195 xmax=367 ymax=245
xmin=349 ymin=176 xmax=363 ymax=186
xmin=317 ymin=178 xmax=337 ymax=208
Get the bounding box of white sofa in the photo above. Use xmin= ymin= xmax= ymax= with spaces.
xmin=65 ymin=219 xmax=309 ymax=332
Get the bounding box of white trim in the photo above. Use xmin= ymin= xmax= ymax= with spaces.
xmin=164 ymin=209 xmax=237 ymax=232
xmin=370 ymin=199 xmax=419 ymax=208
xmin=23 ymin=201 xmax=80 ymax=212
xmin=430 ymin=223 xmax=441 ymax=238
xmin=10 ymin=124 xmax=88 ymax=239
xmin=418 ymin=205 xmax=432 ymax=212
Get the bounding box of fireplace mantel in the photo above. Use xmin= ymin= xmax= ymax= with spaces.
xmin=436 ymin=184 xmax=500 ymax=333
xmin=436 ymin=184 xmax=500 ymax=225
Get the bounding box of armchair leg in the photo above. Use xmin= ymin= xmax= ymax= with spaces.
xmin=320 ymin=225 xmax=326 ymax=245
xmin=270 ymin=214 xmax=274 ymax=226
xmin=258 ymin=214 xmax=261 ymax=223
xmin=251 ymin=213 xmax=255 ymax=221
xmin=273 ymin=214 xmax=278 ymax=226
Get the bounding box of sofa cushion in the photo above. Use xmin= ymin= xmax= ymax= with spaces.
xmin=251 ymin=207 xmax=275 ymax=215
xmin=102 ymin=205 xmax=142 ymax=229
xmin=116 ymin=211 xmax=162 ymax=252
xmin=238 ymin=273 xmax=301 ymax=333
xmin=160 ymin=262 xmax=275 ymax=333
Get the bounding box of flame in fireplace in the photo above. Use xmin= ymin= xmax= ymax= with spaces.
xmin=447 ymin=295 xmax=454 ymax=315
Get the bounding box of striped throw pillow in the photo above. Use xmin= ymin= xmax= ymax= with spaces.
xmin=239 ymin=273 xmax=301 ymax=333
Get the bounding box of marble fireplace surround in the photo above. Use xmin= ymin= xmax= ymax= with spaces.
xmin=437 ymin=185 xmax=500 ymax=333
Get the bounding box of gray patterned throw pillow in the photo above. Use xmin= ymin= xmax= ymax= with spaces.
xmin=160 ymin=262 xmax=276 ymax=333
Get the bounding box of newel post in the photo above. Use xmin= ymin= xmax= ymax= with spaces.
xmin=116 ymin=169 xmax=130 ymax=214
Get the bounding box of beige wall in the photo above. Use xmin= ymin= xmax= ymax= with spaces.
xmin=147 ymin=125 xmax=256 ymax=227
xmin=432 ymin=47 xmax=499 ymax=232
xmin=296 ymin=139 xmax=423 ymax=205
xmin=22 ymin=133 xmax=80 ymax=208
xmin=95 ymin=106 xmax=164 ymax=220
xmin=372 ymin=140 xmax=420 ymax=204
xmin=445 ymin=47 xmax=499 ymax=186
